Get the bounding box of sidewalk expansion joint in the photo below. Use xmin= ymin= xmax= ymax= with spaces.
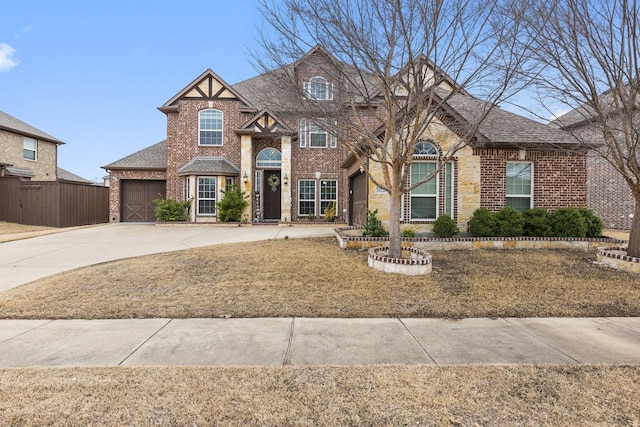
xmin=502 ymin=318 xmax=581 ymax=363
xmin=118 ymin=319 xmax=173 ymax=366
xmin=397 ymin=318 xmax=437 ymax=365
xmin=0 ymin=319 xmax=55 ymax=345
xmin=282 ymin=317 xmax=295 ymax=366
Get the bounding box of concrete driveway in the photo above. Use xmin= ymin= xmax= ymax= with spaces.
xmin=0 ymin=223 xmax=336 ymax=291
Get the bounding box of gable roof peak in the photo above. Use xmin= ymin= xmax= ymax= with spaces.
xmin=159 ymin=68 xmax=255 ymax=112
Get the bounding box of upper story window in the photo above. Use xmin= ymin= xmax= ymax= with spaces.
xmin=299 ymin=119 xmax=337 ymax=148
xmin=199 ymin=109 xmax=223 ymax=146
xmin=23 ymin=138 xmax=37 ymax=161
xmin=414 ymin=141 xmax=438 ymax=156
xmin=256 ymin=148 xmax=282 ymax=168
xmin=304 ymin=76 xmax=333 ymax=100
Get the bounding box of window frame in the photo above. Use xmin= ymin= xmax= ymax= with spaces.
xmin=309 ymin=122 xmax=328 ymax=148
xmin=505 ymin=161 xmax=534 ymax=212
xmin=409 ymin=161 xmax=439 ymax=221
xmin=23 ymin=137 xmax=37 ymax=161
xmin=197 ymin=176 xmax=217 ymax=216
xmin=256 ymin=148 xmax=282 ymax=168
xmin=298 ymin=179 xmax=316 ymax=216
xmin=304 ymin=76 xmax=333 ymax=100
xmin=320 ymin=180 xmax=338 ymax=217
xmin=198 ymin=109 xmax=223 ymax=146
xmin=300 ymin=118 xmax=337 ymax=148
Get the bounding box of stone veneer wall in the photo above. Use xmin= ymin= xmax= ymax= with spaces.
xmin=0 ymin=129 xmax=58 ymax=181
xmin=107 ymin=169 xmax=167 ymax=222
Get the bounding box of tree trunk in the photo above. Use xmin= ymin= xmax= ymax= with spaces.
xmin=627 ymin=195 xmax=640 ymax=258
xmin=388 ymin=189 xmax=403 ymax=259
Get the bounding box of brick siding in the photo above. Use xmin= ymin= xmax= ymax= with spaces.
xmin=475 ymin=148 xmax=587 ymax=212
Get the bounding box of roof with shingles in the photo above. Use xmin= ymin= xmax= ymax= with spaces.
xmin=444 ymin=92 xmax=579 ymax=146
xmin=0 ymin=110 xmax=65 ymax=145
xmin=102 ymin=140 xmax=167 ymax=170
xmin=177 ymin=157 xmax=240 ymax=176
xmin=57 ymin=167 xmax=93 ymax=184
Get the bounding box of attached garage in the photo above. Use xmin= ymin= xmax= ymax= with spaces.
xmin=120 ymin=180 xmax=166 ymax=222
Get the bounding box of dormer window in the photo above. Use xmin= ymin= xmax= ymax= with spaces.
xmin=304 ymin=76 xmax=333 ymax=100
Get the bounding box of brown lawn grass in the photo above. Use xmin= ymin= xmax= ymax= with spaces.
xmin=0 ymin=221 xmax=56 ymax=242
xmin=1 ymin=237 xmax=638 ymax=319
xmin=1 ymin=365 xmax=638 ymax=426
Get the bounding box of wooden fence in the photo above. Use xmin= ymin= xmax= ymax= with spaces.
xmin=0 ymin=177 xmax=109 ymax=227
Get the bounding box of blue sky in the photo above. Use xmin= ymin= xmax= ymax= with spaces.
xmin=0 ymin=0 xmax=265 ymax=182
xmin=1 ymin=1 xmax=561 ymax=183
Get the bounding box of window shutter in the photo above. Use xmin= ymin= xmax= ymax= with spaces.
xmin=303 ymin=82 xmax=310 ymax=98
xmin=299 ymin=119 xmax=307 ymax=147
xmin=328 ymin=83 xmax=334 ymax=100
xmin=330 ymin=119 xmax=337 ymax=147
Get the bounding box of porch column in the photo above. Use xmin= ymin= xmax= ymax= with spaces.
xmin=281 ymin=135 xmax=292 ymax=222
xmin=240 ymin=134 xmax=253 ymax=221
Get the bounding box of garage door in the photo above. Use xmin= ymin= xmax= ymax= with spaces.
xmin=121 ymin=180 xmax=166 ymax=222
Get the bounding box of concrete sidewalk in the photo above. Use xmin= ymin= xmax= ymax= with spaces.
xmin=0 ymin=223 xmax=336 ymax=291
xmin=1 ymin=317 xmax=639 ymax=368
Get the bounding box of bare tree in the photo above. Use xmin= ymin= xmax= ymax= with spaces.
xmin=254 ymin=0 xmax=533 ymax=258
xmin=517 ymin=0 xmax=640 ymax=257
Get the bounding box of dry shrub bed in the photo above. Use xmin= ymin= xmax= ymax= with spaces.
xmin=1 ymin=238 xmax=638 ymax=319
xmin=1 ymin=365 xmax=638 ymax=426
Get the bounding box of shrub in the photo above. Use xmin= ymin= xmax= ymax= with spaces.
xmin=469 ymin=208 xmax=497 ymax=237
xmin=401 ymin=228 xmax=416 ymax=238
xmin=432 ymin=214 xmax=459 ymax=238
xmin=494 ymin=206 xmax=524 ymax=237
xmin=578 ymin=208 xmax=604 ymax=238
xmin=153 ymin=197 xmax=191 ymax=221
xmin=549 ymin=207 xmax=587 ymax=237
xmin=363 ymin=209 xmax=388 ymax=237
xmin=217 ymin=184 xmax=250 ymax=222
xmin=523 ymin=208 xmax=553 ymax=237
xmin=323 ymin=202 xmax=337 ymax=222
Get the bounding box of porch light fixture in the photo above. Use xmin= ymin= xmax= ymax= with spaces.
xmin=283 ymin=173 xmax=288 ymax=185
xmin=243 ymin=171 xmax=248 ymax=183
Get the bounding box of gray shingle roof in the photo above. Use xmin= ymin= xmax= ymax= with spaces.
xmin=444 ymin=92 xmax=578 ymax=146
xmin=102 ymin=140 xmax=167 ymax=170
xmin=177 ymin=157 xmax=240 ymax=176
xmin=57 ymin=167 xmax=92 ymax=184
xmin=0 ymin=110 xmax=65 ymax=144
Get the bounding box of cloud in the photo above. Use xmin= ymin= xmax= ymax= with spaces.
xmin=0 ymin=43 xmax=19 ymax=72
xmin=548 ymin=108 xmax=569 ymax=122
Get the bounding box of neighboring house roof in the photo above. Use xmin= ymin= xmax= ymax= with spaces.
xmin=4 ymin=166 xmax=34 ymax=178
xmin=102 ymin=140 xmax=167 ymax=170
xmin=0 ymin=110 xmax=65 ymax=145
xmin=57 ymin=167 xmax=93 ymax=184
xmin=177 ymin=156 xmax=240 ymax=176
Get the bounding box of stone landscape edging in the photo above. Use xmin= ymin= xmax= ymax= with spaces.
xmin=334 ymin=226 xmax=625 ymax=252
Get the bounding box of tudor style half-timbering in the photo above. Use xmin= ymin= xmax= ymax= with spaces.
xmin=104 ymin=46 xmax=587 ymax=227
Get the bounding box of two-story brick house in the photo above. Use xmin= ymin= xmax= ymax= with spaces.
xmin=0 ymin=110 xmax=65 ymax=181
xmin=104 ymin=46 xmax=587 ymax=226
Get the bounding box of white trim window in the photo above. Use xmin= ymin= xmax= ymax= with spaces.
xmin=197 ymin=176 xmax=217 ymax=215
xmin=23 ymin=137 xmax=37 ymax=161
xmin=410 ymin=162 xmax=438 ymax=220
xmin=304 ymin=76 xmax=333 ymax=100
xmin=298 ymin=179 xmax=316 ymax=216
xmin=256 ymin=148 xmax=282 ymax=168
xmin=320 ymin=180 xmax=338 ymax=216
xmin=299 ymin=119 xmax=337 ymax=148
xmin=199 ymin=109 xmax=223 ymax=145
xmin=506 ymin=162 xmax=533 ymax=212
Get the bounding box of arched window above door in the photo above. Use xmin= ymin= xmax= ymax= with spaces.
xmin=256 ymin=148 xmax=282 ymax=168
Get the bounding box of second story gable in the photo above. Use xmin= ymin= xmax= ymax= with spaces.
xmin=0 ymin=110 xmax=64 ymax=181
